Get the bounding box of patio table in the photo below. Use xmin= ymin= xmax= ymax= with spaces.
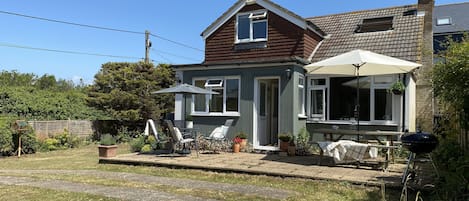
xmin=314 ymin=128 xmax=402 ymax=167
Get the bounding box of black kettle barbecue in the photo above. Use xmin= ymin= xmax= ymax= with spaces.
xmin=401 ymin=131 xmax=438 ymax=154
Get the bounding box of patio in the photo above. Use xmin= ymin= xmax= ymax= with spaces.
xmin=99 ymin=152 xmax=406 ymax=188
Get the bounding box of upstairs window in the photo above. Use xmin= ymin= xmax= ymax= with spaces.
xmin=236 ymin=10 xmax=267 ymax=43
xmin=436 ymin=17 xmax=452 ymax=26
xmin=355 ymin=16 xmax=394 ymax=33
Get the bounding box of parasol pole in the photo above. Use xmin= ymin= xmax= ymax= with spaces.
xmin=353 ymin=63 xmax=364 ymax=141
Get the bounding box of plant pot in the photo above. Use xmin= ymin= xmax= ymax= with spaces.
xmin=392 ymin=89 xmax=403 ymax=95
xmin=233 ymin=143 xmax=240 ymax=153
xmin=279 ymin=141 xmax=289 ymax=152
xmin=239 ymin=139 xmax=247 ymax=150
xmin=287 ymin=145 xmax=296 ymax=156
xmin=185 ymin=121 xmax=193 ymax=128
xmin=98 ymin=145 xmax=118 ymax=158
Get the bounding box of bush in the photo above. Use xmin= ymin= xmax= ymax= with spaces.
xmin=129 ymin=135 xmax=145 ymax=152
xmin=235 ymin=132 xmax=247 ymax=139
xmin=140 ymin=144 xmax=152 ymax=153
xmin=37 ymin=130 xmax=84 ymax=152
xmin=0 ymin=118 xmax=38 ymax=155
xmin=278 ymin=133 xmax=292 ymax=142
xmin=99 ymin=134 xmax=116 ymax=146
xmin=0 ymin=119 xmax=14 ymax=155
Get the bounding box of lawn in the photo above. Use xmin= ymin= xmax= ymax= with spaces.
xmin=0 ymin=144 xmax=401 ymax=201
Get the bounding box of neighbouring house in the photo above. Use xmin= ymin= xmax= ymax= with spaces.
xmin=433 ymin=2 xmax=469 ymax=53
xmin=172 ymin=0 xmax=434 ymax=151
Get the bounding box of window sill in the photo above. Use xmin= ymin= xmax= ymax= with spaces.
xmin=191 ymin=113 xmax=240 ymax=117
xmin=306 ymin=120 xmax=398 ymax=126
xmin=234 ymin=41 xmax=267 ymax=51
xmin=298 ymin=114 xmax=308 ymax=119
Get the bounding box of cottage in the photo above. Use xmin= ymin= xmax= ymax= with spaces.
xmin=172 ymin=0 xmax=434 ymax=151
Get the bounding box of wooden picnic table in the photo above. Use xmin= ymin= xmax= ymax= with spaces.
xmin=314 ymin=128 xmax=403 ymax=169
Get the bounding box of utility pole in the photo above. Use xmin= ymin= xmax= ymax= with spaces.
xmin=145 ymin=30 xmax=151 ymax=64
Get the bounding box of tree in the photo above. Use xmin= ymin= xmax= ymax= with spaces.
xmin=87 ymin=62 xmax=174 ymax=121
xmin=432 ymin=34 xmax=469 ymax=200
xmin=434 ymin=35 xmax=469 ymax=112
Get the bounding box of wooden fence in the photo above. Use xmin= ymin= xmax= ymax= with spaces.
xmin=28 ymin=120 xmax=93 ymax=139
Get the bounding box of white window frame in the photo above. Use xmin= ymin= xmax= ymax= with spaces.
xmin=192 ymin=76 xmax=241 ymax=116
xmin=236 ymin=10 xmax=268 ymax=43
xmin=298 ymin=75 xmax=306 ymax=117
xmin=370 ymin=76 xmax=397 ymax=123
xmin=307 ymin=75 xmax=400 ymax=125
xmin=307 ymin=78 xmax=327 ymax=121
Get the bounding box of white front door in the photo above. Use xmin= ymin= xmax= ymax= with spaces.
xmin=254 ymin=78 xmax=279 ymax=150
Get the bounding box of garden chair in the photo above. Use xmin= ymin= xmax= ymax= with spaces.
xmin=205 ymin=119 xmax=234 ymax=153
xmin=165 ymin=120 xmax=196 ymax=155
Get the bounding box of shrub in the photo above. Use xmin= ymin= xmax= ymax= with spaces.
xmin=0 ymin=118 xmax=38 ymax=155
xmin=278 ymin=133 xmax=291 ymax=142
xmin=99 ymin=134 xmax=116 ymax=146
xmin=129 ymin=135 xmax=145 ymax=152
xmin=0 ymin=119 xmax=14 ymax=155
xmin=140 ymin=144 xmax=152 ymax=153
xmin=235 ymin=132 xmax=247 ymax=139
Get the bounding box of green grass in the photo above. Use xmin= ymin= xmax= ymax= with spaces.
xmin=0 ymin=144 xmax=401 ymax=201
xmin=0 ymin=185 xmax=118 ymax=201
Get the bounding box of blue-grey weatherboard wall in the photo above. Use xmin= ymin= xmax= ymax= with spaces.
xmin=179 ymin=63 xmax=307 ymax=142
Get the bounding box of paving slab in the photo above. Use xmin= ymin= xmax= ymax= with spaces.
xmin=100 ymin=152 xmax=405 ymax=188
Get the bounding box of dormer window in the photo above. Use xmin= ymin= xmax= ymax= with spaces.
xmin=436 ymin=17 xmax=452 ymax=26
xmin=236 ymin=10 xmax=267 ymax=43
xmin=355 ymin=16 xmax=394 ymax=33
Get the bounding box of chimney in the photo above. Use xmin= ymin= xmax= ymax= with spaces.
xmin=415 ymin=0 xmax=435 ymax=132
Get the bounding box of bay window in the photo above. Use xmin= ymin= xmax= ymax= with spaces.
xmin=308 ymin=75 xmax=398 ymax=123
xmin=193 ymin=77 xmax=240 ymax=115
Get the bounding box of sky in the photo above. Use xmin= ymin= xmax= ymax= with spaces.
xmin=0 ymin=0 xmax=465 ymax=84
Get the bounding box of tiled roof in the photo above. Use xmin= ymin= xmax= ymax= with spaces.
xmin=434 ymin=2 xmax=469 ymax=34
xmin=307 ymin=5 xmax=424 ymax=63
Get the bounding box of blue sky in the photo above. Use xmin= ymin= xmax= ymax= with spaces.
xmin=0 ymin=0 xmax=464 ymax=84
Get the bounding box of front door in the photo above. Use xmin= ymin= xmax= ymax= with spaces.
xmin=254 ymin=78 xmax=279 ymax=150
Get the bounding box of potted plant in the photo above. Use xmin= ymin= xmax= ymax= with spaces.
xmin=232 ymin=137 xmax=242 ymax=153
xmin=98 ymin=134 xmax=117 ymax=158
xmin=278 ymin=133 xmax=291 ymax=152
xmin=388 ymin=80 xmax=405 ymax=95
xmin=185 ymin=115 xmax=193 ymax=128
xmin=287 ymin=136 xmax=296 ymax=156
xmin=236 ymin=132 xmax=248 ymax=150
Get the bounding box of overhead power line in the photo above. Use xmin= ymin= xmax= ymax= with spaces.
xmin=0 ymin=10 xmax=204 ymax=52
xmin=0 ymin=10 xmax=143 ymax=35
xmin=151 ymin=48 xmax=201 ymax=62
xmin=149 ymin=33 xmax=204 ymax=52
xmin=0 ymin=42 xmax=143 ymax=60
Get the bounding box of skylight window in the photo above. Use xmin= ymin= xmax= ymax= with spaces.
xmin=436 ymin=17 xmax=452 ymax=26
xmin=355 ymin=16 xmax=394 ymax=33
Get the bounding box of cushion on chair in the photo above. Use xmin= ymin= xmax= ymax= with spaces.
xmin=174 ymin=127 xmax=183 ymax=141
xmin=209 ymin=126 xmax=224 ymax=139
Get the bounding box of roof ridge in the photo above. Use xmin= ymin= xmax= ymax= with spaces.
xmin=305 ymin=4 xmax=417 ymax=20
xmin=435 ymin=2 xmax=469 ymax=7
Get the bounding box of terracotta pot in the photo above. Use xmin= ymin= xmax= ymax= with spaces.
xmin=279 ymin=141 xmax=289 ymax=152
xmin=98 ymin=145 xmax=118 ymax=158
xmin=239 ymin=139 xmax=248 ymax=150
xmin=233 ymin=143 xmax=240 ymax=153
